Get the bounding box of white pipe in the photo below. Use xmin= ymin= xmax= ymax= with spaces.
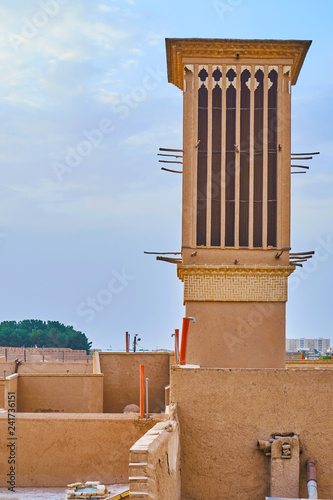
xmin=306 ymin=458 xmax=318 ymax=499
xmin=145 ymin=377 xmax=149 ymax=419
xmin=172 ymin=333 xmax=179 ymax=363
xmin=308 ymin=480 xmax=318 ymax=499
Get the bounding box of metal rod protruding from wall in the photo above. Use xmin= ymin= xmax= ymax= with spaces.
xmin=133 ymin=334 xmax=141 ymax=352
xmin=140 ymin=365 xmax=145 ymax=419
xmin=145 ymin=377 xmax=149 ymax=419
xmin=175 ymin=329 xmax=179 ymax=364
xmin=126 ymin=332 xmax=130 ymax=353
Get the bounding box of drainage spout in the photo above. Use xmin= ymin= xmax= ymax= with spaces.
xmin=306 ymin=458 xmax=318 ymax=499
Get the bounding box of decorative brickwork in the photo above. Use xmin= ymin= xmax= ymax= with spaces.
xmin=166 ymin=38 xmax=311 ymax=89
xmin=177 ymin=265 xmax=294 ymax=303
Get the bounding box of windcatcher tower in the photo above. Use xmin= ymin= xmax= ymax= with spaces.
xmin=166 ymin=38 xmax=311 ymax=368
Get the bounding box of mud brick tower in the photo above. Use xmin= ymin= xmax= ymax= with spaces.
xmin=166 ymin=39 xmax=311 ymax=368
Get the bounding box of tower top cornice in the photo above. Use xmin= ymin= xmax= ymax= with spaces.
xmin=166 ymin=38 xmax=311 ymax=89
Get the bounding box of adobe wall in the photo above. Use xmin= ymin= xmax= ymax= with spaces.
xmin=0 ymin=379 xmax=5 ymax=408
xmin=0 ymin=347 xmax=92 ymax=363
xmin=0 ymin=413 xmax=165 ymax=487
xmin=0 ymin=361 xmax=93 ymax=376
xmin=4 ymin=374 xmax=18 ymax=410
xmin=171 ymin=367 xmax=333 ymax=500
xmin=129 ymin=413 xmax=181 ymax=499
xmin=286 ymin=360 xmax=333 ymax=369
xmin=184 ymin=302 xmax=285 ymax=368
xmin=17 ymin=374 xmax=103 ymax=413
xmin=99 ymin=353 xmax=172 ymax=413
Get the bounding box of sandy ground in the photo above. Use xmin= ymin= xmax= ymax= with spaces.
xmin=0 ymin=484 xmax=128 ymax=499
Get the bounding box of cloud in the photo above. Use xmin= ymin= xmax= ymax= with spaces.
xmin=146 ymin=32 xmax=164 ymax=46
xmin=95 ymin=89 xmax=121 ymax=103
xmin=122 ymin=123 xmax=181 ymax=149
xmin=130 ymin=48 xmax=144 ymax=56
xmin=121 ymin=59 xmax=138 ymax=69
xmin=98 ymin=4 xmax=120 ymax=13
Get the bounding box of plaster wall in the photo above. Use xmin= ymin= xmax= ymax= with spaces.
xmin=184 ymin=302 xmax=285 ymax=368
xmin=17 ymin=374 xmax=103 ymax=413
xmin=99 ymin=353 xmax=171 ymax=413
xmin=286 ymin=360 xmax=333 ymax=369
xmin=0 ymin=413 xmax=165 ymax=487
xmin=171 ymin=367 xmax=333 ymax=500
xmin=93 ymin=351 xmax=102 ymax=374
xmin=129 ymin=416 xmax=181 ymax=499
xmin=0 ymin=379 xmax=5 ymax=408
xmin=0 ymin=361 xmax=93 ymax=376
xmin=0 ymin=347 xmax=91 ymax=363
xmin=4 ymin=374 xmax=18 ymax=410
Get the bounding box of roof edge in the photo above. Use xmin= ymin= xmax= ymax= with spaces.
xmin=166 ymin=38 xmax=312 ymax=90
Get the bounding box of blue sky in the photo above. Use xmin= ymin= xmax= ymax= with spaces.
xmin=0 ymin=0 xmax=332 ymax=350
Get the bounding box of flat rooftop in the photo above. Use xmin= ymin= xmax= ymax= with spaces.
xmin=0 ymin=484 xmax=128 ymax=499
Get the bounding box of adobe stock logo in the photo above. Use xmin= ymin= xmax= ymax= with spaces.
xmin=76 ymin=269 xmax=134 ymax=323
xmin=8 ymin=0 xmax=71 ymax=53
xmin=52 ymin=118 xmax=115 ymax=182
xmin=212 ymin=0 xmax=243 ymax=21
xmin=223 ymin=303 xmax=276 ymax=354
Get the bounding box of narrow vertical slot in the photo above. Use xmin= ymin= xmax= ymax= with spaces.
xmin=225 ymin=67 xmax=236 ymax=247
xmin=197 ymin=68 xmax=208 ymax=246
xmin=253 ymin=68 xmax=264 ymax=247
xmin=211 ymin=67 xmax=222 ymax=246
xmin=239 ymin=69 xmax=251 ymax=247
xmin=267 ymin=68 xmax=278 ymax=247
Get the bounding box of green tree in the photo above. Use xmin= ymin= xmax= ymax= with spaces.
xmin=0 ymin=320 xmax=92 ymax=352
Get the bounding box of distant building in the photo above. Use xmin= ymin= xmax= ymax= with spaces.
xmin=286 ymin=338 xmax=330 ymax=353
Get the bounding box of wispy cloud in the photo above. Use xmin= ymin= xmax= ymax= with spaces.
xmin=98 ymin=4 xmax=120 ymax=13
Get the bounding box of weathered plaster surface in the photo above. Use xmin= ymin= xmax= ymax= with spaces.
xmin=16 ymin=374 xmax=103 ymax=413
xmin=99 ymin=353 xmax=171 ymax=413
xmin=171 ymin=367 xmax=333 ymax=500
xmin=0 ymin=361 xmax=93 ymax=376
xmin=129 ymin=406 xmax=181 ymax=499
xmin=185 ymin=302 xmax=286 ymax=368
xmin=0 ymin=413 xmax=166 ymax=487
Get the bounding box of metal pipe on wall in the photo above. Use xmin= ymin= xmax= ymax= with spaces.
xmin=179 ymin=318 xmax=190 ymax=365
xmin=306 ymin=458 xmax=318 ymax=499
xmin=145 ymin=377 xmax=149 ymax=419
xmin=172 ymin=329 xmax=180 ymax=364
xmin=179 ymin=317 xmax=196 ymax=365
xmin=139 ymin=365 xmax=145 ymax=419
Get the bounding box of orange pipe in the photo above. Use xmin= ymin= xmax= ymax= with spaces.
xmin=174 ymin=329 xmax=179 ymax=363
xmin=140 ymin=365 xmax=145 ymax=418
xmin=125 ymin=332 xmax=129 ymax=353
xmin=179 ymin=318 xmax=191 ymax=365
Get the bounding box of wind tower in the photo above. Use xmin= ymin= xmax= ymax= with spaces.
xmin=165 ymin=38 xmax=311 ymax=368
